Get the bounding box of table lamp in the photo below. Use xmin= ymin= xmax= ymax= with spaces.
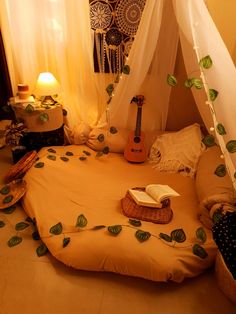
xmin=35 ymin=72 xmax=60 ymax=105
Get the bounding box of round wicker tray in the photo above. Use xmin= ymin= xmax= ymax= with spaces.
xmin=0 ymin=179 xmax=27 ymax=209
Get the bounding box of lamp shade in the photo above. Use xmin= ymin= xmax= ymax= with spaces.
xmin=35 ymin=72 xmax=60 ymax=96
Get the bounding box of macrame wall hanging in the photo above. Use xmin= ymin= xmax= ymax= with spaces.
xmin=89 ymin=0 xmax=146 ymax=73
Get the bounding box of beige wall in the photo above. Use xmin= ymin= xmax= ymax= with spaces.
xmin=206 ymin=0 xmax=236 ymax=65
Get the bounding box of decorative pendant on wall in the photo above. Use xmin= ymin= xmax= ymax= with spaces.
xmin=89 ymin=0 xmax=146 ymax=73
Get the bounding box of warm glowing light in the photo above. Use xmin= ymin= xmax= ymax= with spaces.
xmin=35 ymin=72 xmax=60 ymax=96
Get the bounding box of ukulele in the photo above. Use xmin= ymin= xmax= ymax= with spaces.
xmin=124 ymin=95 xmax=147 ymax=163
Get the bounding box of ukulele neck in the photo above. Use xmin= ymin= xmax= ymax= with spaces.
xmin=135 ymin=105 xmax=142 ymax=137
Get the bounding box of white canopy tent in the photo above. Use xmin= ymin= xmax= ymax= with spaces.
xmin=0 ymin=0 xmax=235 ymax=187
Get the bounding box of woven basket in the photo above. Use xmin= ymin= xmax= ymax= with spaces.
xmin=215 ymin=251 xmax=236 ymax=303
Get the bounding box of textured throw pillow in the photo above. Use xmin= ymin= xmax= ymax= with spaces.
xmin=149 ymin=123 xmax=205 ymax=178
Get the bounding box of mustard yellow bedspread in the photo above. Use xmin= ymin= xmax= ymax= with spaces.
xmin=22 ymin=145 xmax=216 ymax=282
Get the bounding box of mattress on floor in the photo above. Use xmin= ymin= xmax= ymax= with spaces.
xmin=22 ymin=145 xmax=217 ymax=282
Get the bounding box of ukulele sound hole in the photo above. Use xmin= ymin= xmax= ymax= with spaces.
xmin=133 ymin=136 xmax=141 ymax=143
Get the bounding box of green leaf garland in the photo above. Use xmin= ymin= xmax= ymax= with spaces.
xmin=108 ymin=225 xmax=122 ymax=235
xmin=209 ymin=89 xmax=219 ymax=101
xmin=63 ymin=237 xmax=71 ymax=248
xmin=135 ymin=230 xmax=151 ymax=242
xmin=0 ymin=185 xmax=10 ymax=195
xmin=196 ymin=227 xmax=207 ymax=244
xmin=199 ymin=55 xmax=213 ymax=69
xmin=50 ymin=222 xmax=63 ymax=235
xmin=192 ymin=244 xmax=208 ymax=259
xmin=167 ymin=74 xmax=177 ymax=87
xmin=226 ymin=140 xmax=236 ymax=153
xmin=15 ymin=221 xmax=30 ymax=231
xmin=214 ymin=164 xmax=226 ymax=177
xmin=36 ymin=243 xmax=48 ymax=257
xmin=171 ymin=229 xmax=186 ymax=243
xmin=76 ymin=214 xmax=87 ymax=228
xmin=159 ymin=232 xmax=172 ymax=242
xmin=216 ymin=123 xmax=226 ymax=135
xmin=0 ymin=220 xmax=6 ymax=228
xmin=8 ymin=236 xmax=22 ymax=247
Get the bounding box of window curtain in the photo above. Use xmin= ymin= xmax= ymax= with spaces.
xmin=0 ymin=0 xmax=103 ymax=128
xmin=173 ymin=0 xmax=236 ymax=189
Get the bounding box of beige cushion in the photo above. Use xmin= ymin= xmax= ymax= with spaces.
xmin=86 ymin=127 xmax=164 ymax=154
xmin=86 ymin=127 xmax=129 ymax=153
xmin=195 ymin=145 xmax=235 ymax=210
xmin=149 ymin=124 xmax=205 ymax=178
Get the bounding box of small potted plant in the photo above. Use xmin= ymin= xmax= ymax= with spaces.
xmin=5 ymin=121 xmax=28 ymax=163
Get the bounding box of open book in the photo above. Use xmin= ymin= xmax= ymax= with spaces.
xmin=128 ymin=184 xmax=180 ymax=208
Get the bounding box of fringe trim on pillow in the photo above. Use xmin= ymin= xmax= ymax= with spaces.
xmin=152 ymin=159 xmax=196 ymax=178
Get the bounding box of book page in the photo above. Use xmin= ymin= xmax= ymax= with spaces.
xmin=145 ymin=184 xmax=180 ymax=202
xmin=128 ymin=189 xmax=161 ymax=207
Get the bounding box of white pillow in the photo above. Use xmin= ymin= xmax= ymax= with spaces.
xmin=149 ymin=124 xmax=205 ymax=178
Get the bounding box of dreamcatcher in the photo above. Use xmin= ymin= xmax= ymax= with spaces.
xmin=89 ymin=0 xmax=146 ymax=73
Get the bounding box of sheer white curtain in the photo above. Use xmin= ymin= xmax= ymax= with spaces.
xmin=99 ymin=0 xmax=178 ymax=132
xmin=174 ymin=0 xmax=236 ymax=188
xmin=0 ymin=0 xmax=103 ymax=128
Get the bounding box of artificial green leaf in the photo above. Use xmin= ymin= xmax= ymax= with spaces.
xmin=32 ymin=231 xmax=40 ymax=240
xmin=0 ymin=185 xmax=10 ymax=195
xmin=79 ymin=156 xmax=87 ymax=161
xmin=76 ymin=214 xmax=87 ymax=228
xmin=167 ymin=74 xmax=177 ymax=87
xmin=97 ymin=133 xmax=105 ymax=142
xmin=108 ymin=225 xmax=122 ymax=235
xmin=8 ymin=236 xmax=22 ymax=247
xmin=212 ymin=209 xmax=223 ymax=224
xmin=60 ymin=156 xmax=69 ymax=162
xmin=107 ymin=97 xmax=112 ymax=105
xmin=34 ymin=162 xmax=44 ymax=168
xmin=47 ymin=155 xmax=56 ymax=161
xmin=199 ymin=55 xmax=213 ymax=69
xmin=196 ymin=227 xmax=207 ymax=244
xmin=66 ymin=151 xmax=74 ymax=156
xmin=25 ymin=104 xmax=34 ymax=113
xmin=122 ymin=65 xmax=130 ymax=75
xmin=91 ymin=225 xmax=106 ymax=230
xmin=114 ymin=74 xmax=120 ymax=83
xmin=192 ymin=78 xmax=203 ymax=89
xmin=96 ymin=151 xmax=104 ymax=157
xmin=159 ymin=232 xmax=172 ymax=242
xmin=106 ymin=84 xmax=114 ymax=96
xmin=47 ymin=148 xmax=56 ymax=153
xmin=184 ymin=79 xmax=193 ymax=88
xmin=3 ymin=195 xmax=13 ymax=204
xmin=171 ymin=229 xmax=186 ymax=243
xmin=110 ymin=126 xmax=118 ymax=134
xmin=234 ymin=172 xmax=236 ymax=179
xmin=202 ymin=134 xmax=215 ymax=147
xmin=216 ymin=123 xmax=226 ymax=135
xmin=214 ymin=164 xmax=226 ymax=177
xmin=128 ymin=219 xmax=142 ymax=227
xmin=39 ymin=113 xmax=49 ymax=122
xmin=135 ymin=230 xmax=151 ymax=242
xmin=15 ymin=221 xmax=30 ymax=231
xmin=25 ymin=216 xmax=33 ymax=223
xmin=63 ymin=237 xmax=70 ymax=248
xmin=209 ymin=89 xmax=218 ymax=101
xmin=83 ymin=150 xmax=91 ymax=156
xmin=192 ymin=244 xmax=208 ymax=259
xmin=102 ymin=146 xmax=109 ymax=154
xmin=0 ymin=221 xmax=5 ymax=228
xmin=36 ymin=243 xmax=48 ymax=257
xmin=50 ymin=222 xmax=63 ymax=235
xmin=226 ymin=140 xmax=236 ymax=153
xmin=3 ymin=205 xmax=16 ymax=214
